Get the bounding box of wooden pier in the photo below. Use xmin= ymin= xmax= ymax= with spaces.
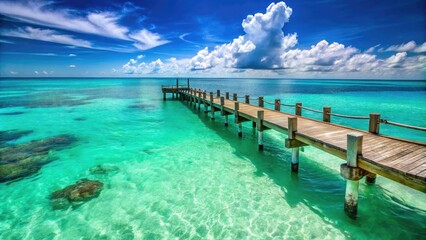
xmin=162 ymin=82 xmax=426 ymax=218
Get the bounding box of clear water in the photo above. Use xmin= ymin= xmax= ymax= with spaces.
xmin=0 ymin=78 xmax=425 ymax=239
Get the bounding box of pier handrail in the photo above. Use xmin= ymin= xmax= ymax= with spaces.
xmin=301 ymin=106 xmax=323 ymax=113
xmin=281 ymin=103 xmax=296 ymax=107
xmin=328 ymin=112 xmax=370 ymax=120
xmin=175 ymin=88 xmax=426 ymax=132
xmin=381 ymin=119 xmax=426 ymax=131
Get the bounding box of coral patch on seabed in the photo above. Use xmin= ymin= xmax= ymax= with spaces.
xmin=0 ymin=130 xmax=33 ymax=144
xmin=73 ymin=117 xmax=87 ymax=121
xmin=128 ymin=102 xmax=156 ymax=110
xmin=89 ymin=164 xmax=119 ymax=175
xmin=0 ymin=111 xmax=26 ymax=115
xmin=0 ymin=134 xmax=77 ymax=183
xmin=50 ymin=178 xmax=104 ymax=210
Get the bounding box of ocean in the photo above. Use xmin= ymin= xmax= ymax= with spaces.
xmin=0 ymin=78 xmax=425 ymax=239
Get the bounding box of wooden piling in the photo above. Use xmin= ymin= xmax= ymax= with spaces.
xmin=210 ymin=92 xmax=214 ymax=119
xmin=226 ymin=92 xmax=230 ymax=100
xmin=296 ymin=102 xmax=302 ymax=116
xmin=369 ymin=113 xmax=380 ymax=134
xmin=288 ymin=117 xmax=299 ymax=173
xmin=323 ymin=106 xmax=331 ymax=122
xmin=257 ymin=111 xmax=264 ymax=150
xmin=275 ymin=99 xmax=281 ymax=111
xmin=341 ymin=133 xmax=364 ymax=219
xmin=217 ymin=90 xmax=220 ymax=98
xmin=259 ymin=96 xmax=264 ymax=107
xmin=203 ymin=91 xmax=207 ymax=113
xmin=366 ymin=113 xmax=380 ymax=184
xmin=233 ymin=93 xmax=237 ymax=101
xmin=245 ymin=95 xmax=250 ymax=104
xmin=235 ymin=102 xmax=242 ymax=137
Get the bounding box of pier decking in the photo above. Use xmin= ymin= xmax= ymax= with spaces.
xmin=162 ymin=83 xmax=426 ymax=218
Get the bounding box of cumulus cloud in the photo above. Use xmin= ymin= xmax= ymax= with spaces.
xmin=190 ymin=2 xmax=295 ymax=70
xmin=0 ymin=0 xmax=169 ymax=51
xmin=384 ymin=41 xmax=426 ymax=53
xmin=122 ymin=1 xmax=425 ymax=78
xmin=0 ymin=27 xmax=92 ymax=48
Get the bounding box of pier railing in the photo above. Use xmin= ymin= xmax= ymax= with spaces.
xmin=207 ymin=89 xmax=426 ymax=135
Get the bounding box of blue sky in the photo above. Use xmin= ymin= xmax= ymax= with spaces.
xmin=0 ymin=0 xmax=425 ymax=79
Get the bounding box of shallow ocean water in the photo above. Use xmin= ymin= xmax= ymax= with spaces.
xmin=0 ymin=78 xmax=425 ymax=239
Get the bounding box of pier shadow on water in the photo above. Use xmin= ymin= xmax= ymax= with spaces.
xmin=179 ymin=100 xmax=426 ymax=239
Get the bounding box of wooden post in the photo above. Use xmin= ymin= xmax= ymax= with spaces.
xmin=187 ymin=78 xmax=190 ymax=88
xmin=238 ymin=123 xmax=243 ymax=137
xmin=295 ymin=102 xmax=302 ymax=116
xmin=203 ymin=91 xmax=207 ymax=113
xmin=257 ymin=111 xmax=264 ymax=150
xmin=235 ymin=102 xmax=242 ymax=137
xmin=366 ymin=113 xmax=380 ymax=184
xmin=245 ymin=95 xmax=249 ymax=104
xmin=323 ymin=106 xmax=331 ymax=122
xmin=176 ymin=78 xmax=179 ymax=89
xmin=197 ymin=91 xmax=201 ymax=110
xmin=217 ymin=90 xmax=220 ymax=98
xmin=259 ymin=96 xmax=264 ymax=107
xmin=225 ymin=115 xmax=229 ymax=127
xmin=210 ymin=92 xmax=214 ymax=119
xmin=163 ymin=92 xmax=166 ymax=101
xmin=274 ymin=99 xmax=280 ymax=111
xmin=342 ymin=133 xmax=363 ymax=219
xmin=288 ymin=117 xmax=299 ymax=173
xmin=226 ymin=92 xmax=229 ymax=100
xmin=369 ymin=113 xmax=380 ymax=134
xmin=233 ymin=93 xmax=237 ymax=101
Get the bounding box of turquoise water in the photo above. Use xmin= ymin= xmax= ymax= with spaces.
xmin=0 ymin=78 xmax=425 ymax=239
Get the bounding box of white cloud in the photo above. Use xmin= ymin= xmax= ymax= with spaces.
xmin=0 ymin=39 xmax=14 ymax=44
xmin=413 ymin=42 xmax=426 ymax=53
xmin=129 ymin=29 xmax=170 ymax=50
xmin=384 ymin=41 xmax=426 ymax=53
xmin=121 ymin=1 xmax=425 ymax=79
xmin=34 ymin=71 xmax=39 ymax=75
xmin=69 ymin=54 xmax=76 ymax=57
xmin=0 ymin=0 xmax=169 ymax=51
xmin=9 ymin=71 xmax=18 ymax=75
xmin=137 ymin=54 xmax=144 ymax=59
xmin=1 ymin=27 xmax=92 ymax=48
xmin=385 ymin=41 xmax=416 ymax=52
xmin=69 ymin=65 xmax=76 ymax=68
xmin=190 ymin=2 xmax=295 ymax=70
xmin=365 ymin=44 xmax=380 ymax=54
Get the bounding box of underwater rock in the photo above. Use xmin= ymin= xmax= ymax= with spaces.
xmin=0 ymin=130 xmax=33 ymax=143
xmin=128 ymin=102 xmax=155 ymax=109
xmin=0 ymin=134 xmax=77 ymax=183
xmin=89 ymin=164 xmax=119 ymax=175
xmin=0 ymin=92 xmax=89 ymax=109
xmin=51 ymin=198 xmax=71 ymax=210
xmin=51 ymin=178 xmax=103 ymax=202
xmin=73 ymin=117 xmax=87 ymax=121
xmin=0 ymin=111 xmax=25 ymax=115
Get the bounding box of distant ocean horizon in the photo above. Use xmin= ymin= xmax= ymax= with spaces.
xmin=1 ymin=78 xmax=425 ymax=239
